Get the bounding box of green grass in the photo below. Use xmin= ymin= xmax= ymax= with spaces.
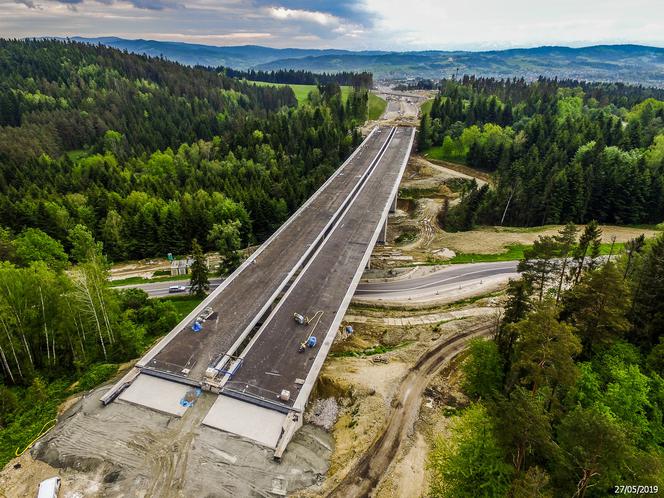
xmin=399 ymin=186 xmax=443 ymax=199
xmin=492 ymin=225 xmax=560 ymax=234
xmin=425 ymin=241 xmax=626 ymax=265
xmin=157 ymin=295 xmax=204 ymax=320
xmin=420 ymin=98 xmax=434 ymax=115
xmin=0 ymin=363 xmax=119 ymax=469
xmin=250 ymin=81 xmax=351 ymax=106
xmin=109 ymin=273 xmax=216 ymax=287
xmin=330 ymin=341 xmax=412 ymax=358
xmin=395 ymin=231 xmax=418 ymax=245
xmin=444 ymin=244 xmax=529 ymax=264
xmin=368 ymin=93 xmax=387 ymax=120
xmin=422 ymin=145 xmax=467 ymax=164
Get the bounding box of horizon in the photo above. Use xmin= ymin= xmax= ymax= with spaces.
xmin=3 ymin=0 xmax=664 ymax=51
xmin=27 ymin=35 xmax=664 ymax=53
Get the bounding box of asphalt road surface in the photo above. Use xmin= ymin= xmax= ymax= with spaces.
xmin=114 ymin=278 xmax=224 ymax=298
xmin=135 ymin=127 xmax=399 ymax=383
xmin=354 ymin=261 xmax=520 ymax=301
xmin=121 ymin=261 xmax=519 ymax=300
xmin=222 ymin=126 xmax=414 ymax=410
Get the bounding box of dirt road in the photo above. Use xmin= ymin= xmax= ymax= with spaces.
xmin=326 ymin=323 xmax=494 ymax=498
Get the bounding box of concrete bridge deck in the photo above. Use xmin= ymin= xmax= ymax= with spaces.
xmin=102 ymin=125 xmax=415 ymax=457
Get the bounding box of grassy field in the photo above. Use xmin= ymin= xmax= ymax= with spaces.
xmin=433 ymin=241 xmax=627 ymax=265
xmin=368 ymin=93 xmax=387 ymax=120
xmin=0 ymin=363 xmax=120 ymax=469
xmin=109 ymin=273 xmax=193 ymax=287
xmin=422 ymin=145 xmax=467 ymax=164
xmin=250 ymin=81 xmax=352 ymax=105
xmin=158 ymin=295 xmax=204 ymax=320
xmin=420 ymin=98 xmax=434 ymax=115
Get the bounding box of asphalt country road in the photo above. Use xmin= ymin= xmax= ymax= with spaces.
xmin=122 ymin=261 xmax=519 ymax=299
xmin=113 ymin=278 xmax=224 ymax=298
xmin=355 ymin=261 xmax=519 ymax=300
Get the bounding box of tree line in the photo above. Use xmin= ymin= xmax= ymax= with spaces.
xmin=430 ymin=225 xmax=664 ymax=497
xmin=420 ymin=76 xmax=664 ymax=227
xmin=217 ymin=67 xmax=373 ymax=88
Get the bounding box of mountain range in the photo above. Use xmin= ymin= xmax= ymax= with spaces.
xmin=69 ymin=37 xmax=664 ymax=86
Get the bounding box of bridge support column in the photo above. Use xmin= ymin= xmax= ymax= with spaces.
xmin=389 ymin=193 xmax=397 ymax=213
xmin=377 ymin=218 xmax=388 ymax=244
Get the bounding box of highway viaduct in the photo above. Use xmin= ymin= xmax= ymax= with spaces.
xmin=101 ymin=125 xmax=415 ymax=457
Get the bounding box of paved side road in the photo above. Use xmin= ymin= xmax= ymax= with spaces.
xmin=119 ymin=261 xmax=519 ymax=299
xmin=354 ymin=261 xmax=520 ymax=301
xmin=113 ymin=278 xmax=224 ymax=298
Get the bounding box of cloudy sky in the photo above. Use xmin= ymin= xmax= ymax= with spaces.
xmin=3 ymin=0 xmax=664 ymax=51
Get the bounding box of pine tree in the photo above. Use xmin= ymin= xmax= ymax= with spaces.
xmin=630 ymin=234 xmax=664 ymax=348
xmin=188 ymin=239 xmax=209 ymax=298
xmin=418 ymin=113 xmax=432 ymax=150
xmin=554 ymin=222 xmax=578 ymax=302
xmin=562 ymin=262 xmax=630 ymax=355
xmin=518 ymin=235 xmax=560 ymax=302
xmin=573 ymin=221 xmax=602 ymax=284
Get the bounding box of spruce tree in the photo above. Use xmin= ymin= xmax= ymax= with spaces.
xmin=188 ymin=239 xmax=209 ymax=298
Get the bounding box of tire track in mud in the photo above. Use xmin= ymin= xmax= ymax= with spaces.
xmin=145 ymin=393 xmax=215 ymax=498
xmin=327 ymin=323 xmax=494 ymax=498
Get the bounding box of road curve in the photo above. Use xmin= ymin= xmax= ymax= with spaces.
xmin=117 ymin=261 xmax=519 ymax=300
xmin=355 ymin=261 xmax=519 ymax=301
xmin=327 ymin=324 xmax=494 ymax=498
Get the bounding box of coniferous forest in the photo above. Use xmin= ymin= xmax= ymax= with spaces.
xmin=418 ymin=76 xmax=664 ymax=229
xmin=0 ymin=39 xmax=370 ymax=261
xmin=218 ymin=66 xmax=373 ymax=87
xmin=430 ymin=224 xmax=664 ymax=497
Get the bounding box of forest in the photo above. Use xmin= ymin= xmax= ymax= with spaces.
xmin=430 ymin=224 xmax=664 ymax=497
xmin=217 ymin=67 xmax=373 ymax=88
xmin=0 ymin=39 xmax=371 ymax=261
xmin=418 ymin=76 xmax=664 ymax=228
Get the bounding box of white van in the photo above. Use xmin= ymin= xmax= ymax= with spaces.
xmin=37 ymin=476 xmax=61 ymax=498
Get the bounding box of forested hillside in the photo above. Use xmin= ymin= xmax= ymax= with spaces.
xmin=0 ymin=39 xmax=371 ymax=261
xmin=219 ymin=67 xmax=373 ymax=87
xmin=430 ymin=225 xmax=664 ymax=497
xmin=418 ymin=76 xmax=664 ymax=229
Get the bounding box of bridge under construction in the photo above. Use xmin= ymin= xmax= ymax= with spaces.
xmin=102 ymin=125 xmax=415 ymax=456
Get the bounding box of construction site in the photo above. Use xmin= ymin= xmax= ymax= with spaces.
xmin=2 ymin=87 xmax=659 ymax=497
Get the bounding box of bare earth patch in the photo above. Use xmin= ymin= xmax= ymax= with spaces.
xmin=440 ymin=224 xmax=660 ymax=254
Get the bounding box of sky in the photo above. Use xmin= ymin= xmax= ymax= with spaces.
xmin=2 ymin=0 xmax=664 ymax=51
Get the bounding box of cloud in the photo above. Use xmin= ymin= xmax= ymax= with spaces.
xmin=14 ymin=0 xmax=38 ymax=7
xmin=254 ymin=0 xmax=372 ymax=26
xmin=40 ymin=0 xmax=180 ymax=9
xmin=123 ymin=0 xmax=179 ymax=10
xmin=5 ymin=0 xmax=664 ymax=51
xmin=268 ymin=7 xmax=338 ymax=26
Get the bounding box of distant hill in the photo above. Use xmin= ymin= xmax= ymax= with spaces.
xmin=257 ymin=45 xmax=664 ymax=86
xmin=69 ymin=37 xmax=387 ymax=69
xmin=69 ymin=37 xmax=664 ymax=86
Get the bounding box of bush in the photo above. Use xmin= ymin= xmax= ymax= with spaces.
xmin=76 ymin=363 xmax=118 ymax=392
